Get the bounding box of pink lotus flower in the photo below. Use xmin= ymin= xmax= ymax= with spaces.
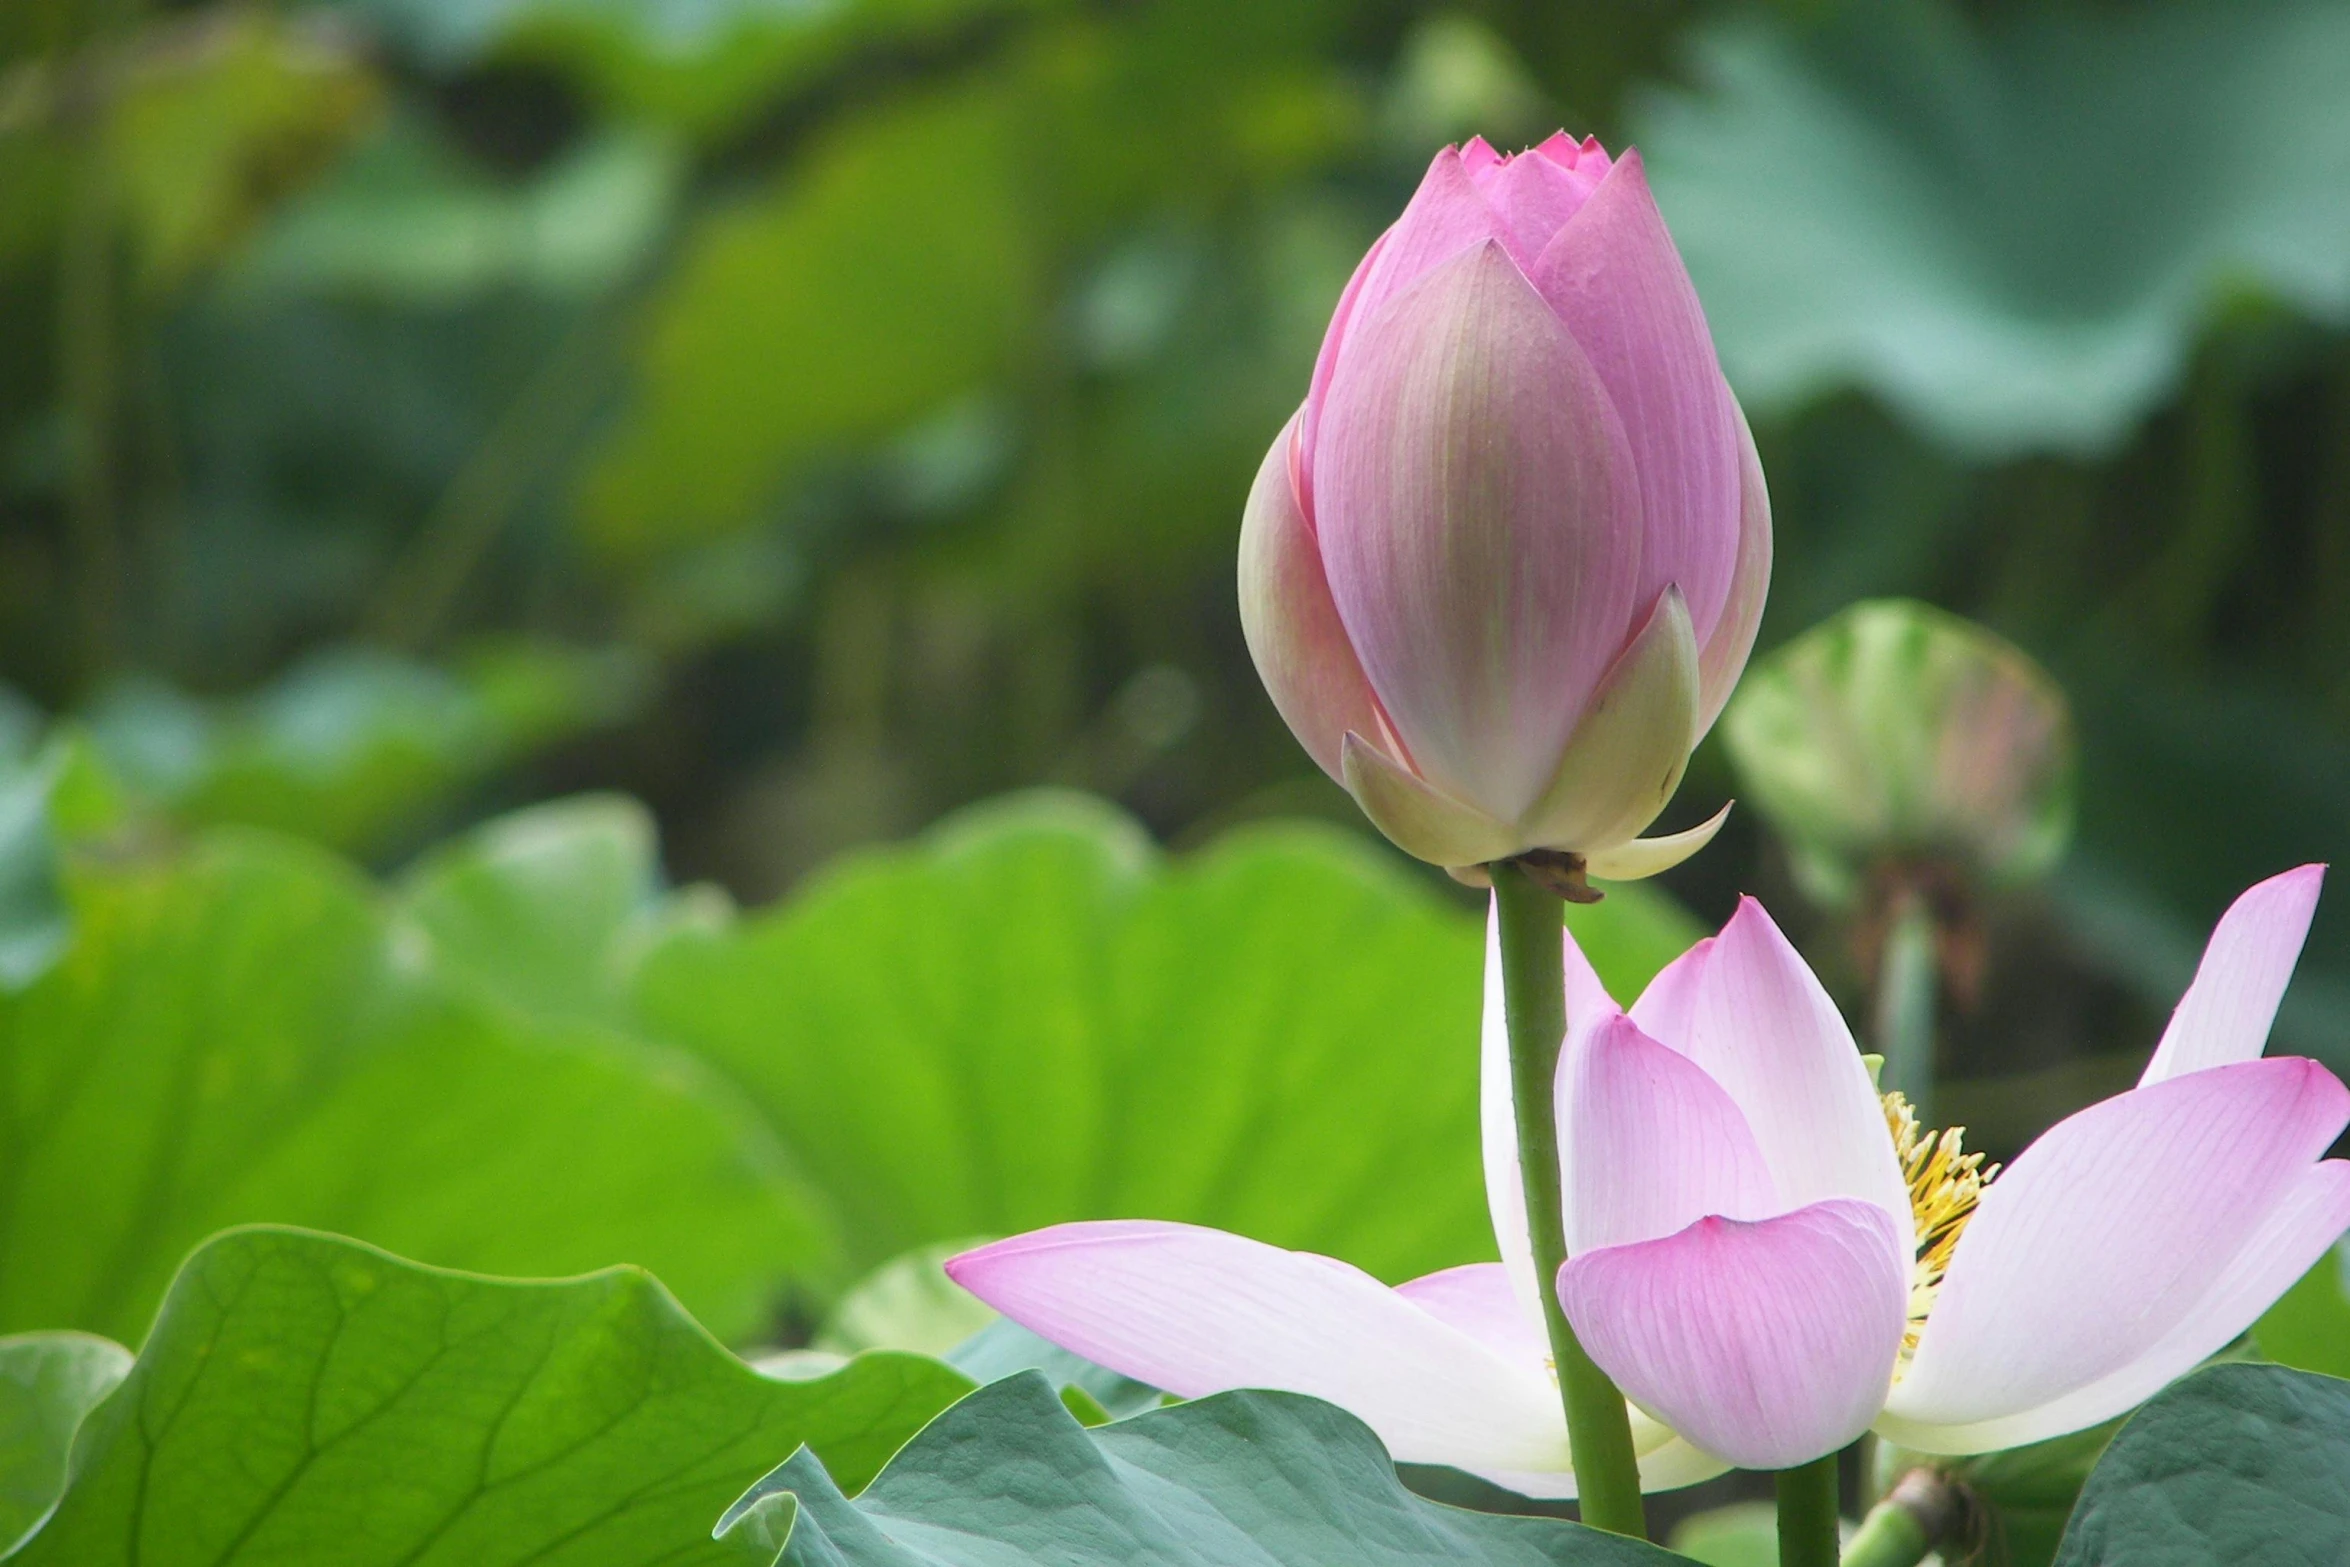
xmin=947 ymin=868 xmax=2346 ymax=1488
xmin=1553 ymin=865 xmax=2350 ymax=1471
xmin=942 ymin=917 xmax=1742 ymax=1498
xmin=1239 ymin=134 xmax=1769 ymax=878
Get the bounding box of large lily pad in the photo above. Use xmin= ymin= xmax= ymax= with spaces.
xmin=717 ymin=1372 xmax=1678 ymax=1565
xmin=0 ymin=829 xmax=823 ymax=1344
xmin=2053 ymin=1362 xmax=2350 ymax=1565
xmin=395 ymin=792 xmax=711 ymax=1028
xmin=635 ymin=791 xmax=1686 ymax=1285
xmin=8 ymin=1228 xmax=973 ymax=1565
xmin=1638 ymin=0 xmax=2350 ymax=456
xmin=389 ymin=789 xmax=1696 ymax=1296
xmin=0 ymin=1333 xmax=132 ymax=1554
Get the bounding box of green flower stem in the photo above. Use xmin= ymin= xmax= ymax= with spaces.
xmin=1840 ymin=1468 xmax=1962 ymax=1567
xmin=1839 ymin=1499 xmax=1930 ymax=1567
xmin=1872 ymin=891 xmax=1939 ymax=1120
xmin=1491 ymin=864 xmax=1645 ymax=1539
xmin=1774 ymin=1454 xmax=1842 ymax=1567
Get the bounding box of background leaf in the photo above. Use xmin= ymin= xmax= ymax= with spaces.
xmin=2254 ymin=1240 xmax=2350 ymax=1381
xmin=9 ymin=1227 xmax=973 ymax=1565
xmin=396 ymin=791 xmax=699 ymax=1026
xmin=0 ymin=829 xmax=823 ymax=1344
xmin=79 ymin=643 xmax=649 ymax=855
xmin=942 ymin=1319 xmax=1161 ymax=1423
xmin=1562 ymin=883 xmax=1705 ymax=1000
xmin=104 ymin=14 xmax=383 ymax=291
xmin=719 ymin=1372 xmax=1681 ymax=1565
xmin=0 ymin=1332 xmax=131 ymax=1554
xmin=813 ymin=1241 xmax=998 ymax=1360
xmin=0 ymin=785 xmax=1697 ymax=1353
xmin=578 ymin=81 xmax=1034 ymax=553
xmin=1638 ymin=0 xmax=2350 ymax=456
xmin=237 ymin=115 xmax=682 ymax=302
xmin=2053 ymin=1362 xmax=2350 ymax=1565
xmin=634 ymin=791 xmax=1689 ymax=1284
xmin=1661 ymin=1503 xmax=1777 ymax=1567
xmin=0 ymin=746 xmax=84 ymax=991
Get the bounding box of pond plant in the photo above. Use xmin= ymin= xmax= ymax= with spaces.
xmin=8 ymin=118 xmax=2350 ymax=1567
xmin=962 ymin=132 xmax=2350 ymax=1566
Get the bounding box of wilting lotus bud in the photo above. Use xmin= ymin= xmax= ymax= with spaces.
xmin=1239 ymin=135 xmax=1769 ymax=885
xmin=1721 ymin=599 xmax=2074 ymax=909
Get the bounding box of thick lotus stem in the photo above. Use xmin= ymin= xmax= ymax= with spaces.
xmin=1775 ymin=1453 xmax=1841 ymax=1567
xmin=1842 ymin=1467 xmax=1966 ymax=1567
xmin=1491 ymin=862 xmax=1645 ymax=1537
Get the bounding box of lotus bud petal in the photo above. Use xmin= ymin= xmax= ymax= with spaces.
xmin=1237 ymin=411 xmax=1384 ymax=781
xmin=1721 ymin=600 xmax=2075 ymax=908
xmin=1339 ymin=731 xmax=1521 ymax=869
xmin=1239 ymin=135 xmax=1767 ymax=878
xmin=1522 ymin=586 xmax=1701 ymax=854
xmin=1698 ymin=403 xmax=1773 ymax=737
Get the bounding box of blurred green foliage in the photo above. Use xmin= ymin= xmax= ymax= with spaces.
xmin=0 ymin=781 xmax=1690 ymax=1354
xmin=2254 ymin=1236 xmax=2350 ymax=1381
xmin=1642 ymin=0 xmax=2350 ymax=457
xmin=0 ymin=817 xmax=827 ymax=1344
xmin=1662 ymin=1501 xmax=1778 ymax=1567
xmin=5 ymin=0 xmax=2343 ymax=1140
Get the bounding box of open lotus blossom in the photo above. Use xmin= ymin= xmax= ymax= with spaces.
xmin=942 ymin=914 xmax=1746 ymax=1498
xmin=1239 ymin=134 xmax=1769 ymax=881
xmin=1553 ymin=865 xmax=2350 ymax=1471
xmin=948 ymin=867 xmax=2345 ymax=1488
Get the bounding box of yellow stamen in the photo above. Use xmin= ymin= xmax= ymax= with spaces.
xmin=1883 ymin=1090 xmax=1997 ymax=1363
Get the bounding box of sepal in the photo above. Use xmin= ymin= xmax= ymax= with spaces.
xmin=1584 ymin=803 xmax=1733 ymax=882
xmin=1340 ymin=732 xmax=1521 ymax=868
xmin=1522 ymin=586 xmax=1701 ymax=855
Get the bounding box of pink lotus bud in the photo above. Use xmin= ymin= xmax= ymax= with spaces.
xmin=1239 ymin=134 xmax=1769 ymax=881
